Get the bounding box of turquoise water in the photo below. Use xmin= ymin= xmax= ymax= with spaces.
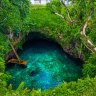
xmin=6 ymin=39 xmax=82 ymax=90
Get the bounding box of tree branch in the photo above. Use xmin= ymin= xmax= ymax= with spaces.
xmin=54 ymin=12 xmax=73 ymax=23
xmin=60 ymin=0 xmax=73 ymax=23
xmin=55 ymin=12 xmax=65 ymax=19
xmin=80 ymin=16 xmax=96 ymax=53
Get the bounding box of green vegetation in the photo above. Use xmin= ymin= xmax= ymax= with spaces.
xmin=1 ymin=0 xmax=96 ymax=96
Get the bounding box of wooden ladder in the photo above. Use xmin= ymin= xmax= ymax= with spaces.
xmin=8 ymin=44 xmax=27 ymax=65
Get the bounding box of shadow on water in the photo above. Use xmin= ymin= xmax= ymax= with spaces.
xmin=6 ymin=38 xmax=82 ymax=90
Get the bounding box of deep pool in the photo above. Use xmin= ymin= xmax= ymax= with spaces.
xmin=6 ymin=39 xmax=82 ymax=90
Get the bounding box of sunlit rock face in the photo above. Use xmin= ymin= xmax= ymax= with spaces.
xmin=6 ymin=39 xmax=82 ymax=90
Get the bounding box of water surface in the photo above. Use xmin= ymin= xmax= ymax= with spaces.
xmin=6 ymin=39 xmax=82 ymax=90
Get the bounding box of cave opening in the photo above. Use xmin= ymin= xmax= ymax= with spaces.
xmin=6 ymin=32 xmax=82 ymax=90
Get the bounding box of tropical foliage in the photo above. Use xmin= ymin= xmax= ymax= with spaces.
xmin=0 ymin=0 xmax=96 ymax=96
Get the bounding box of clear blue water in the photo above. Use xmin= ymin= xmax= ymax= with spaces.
xmin=6 ymin=39 xmax=82 ymax=90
